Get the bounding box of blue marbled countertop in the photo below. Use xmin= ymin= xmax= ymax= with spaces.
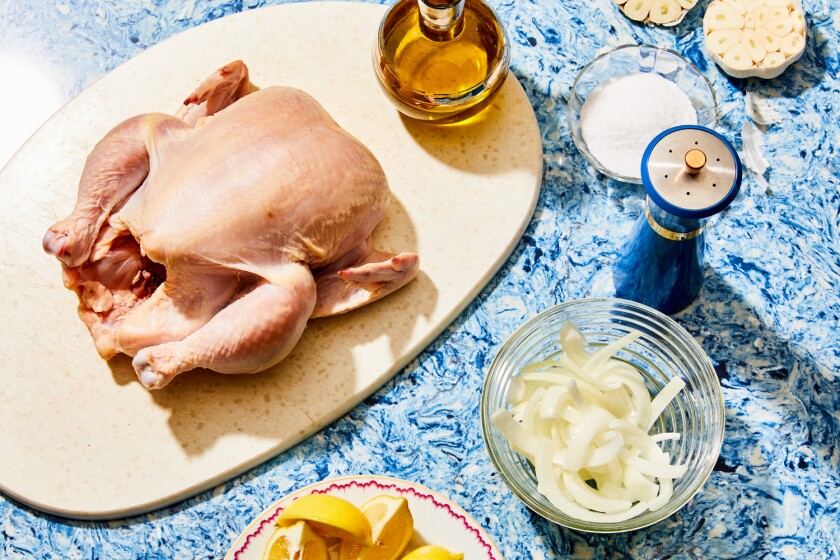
xmin=1 ymin=0 xmax=838 ymax=558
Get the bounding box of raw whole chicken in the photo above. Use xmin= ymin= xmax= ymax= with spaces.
xmin=43 ymin=61 xmax=419 ymax=390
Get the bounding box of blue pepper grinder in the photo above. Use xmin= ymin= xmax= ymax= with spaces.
xmin=612 ymin=125 xmax=742 ymax=315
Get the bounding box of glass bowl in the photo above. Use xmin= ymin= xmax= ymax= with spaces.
xmin=567 ymin=45 xmax=717 ymax=184
xmin=480 ymin=298 xmax=725 ymax=533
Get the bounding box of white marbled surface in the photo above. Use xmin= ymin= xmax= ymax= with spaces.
xmin=1 ymin=0 xmax=838 ymax=558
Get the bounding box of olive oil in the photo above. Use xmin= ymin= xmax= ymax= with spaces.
xmin=374 ymin=0 xmax=510 ymax=123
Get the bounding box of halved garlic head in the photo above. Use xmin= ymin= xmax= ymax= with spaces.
xmin=703 ymin=0 xmax=807 ymax=78
xmin=615 ymin=0 xmax=698 ymax=26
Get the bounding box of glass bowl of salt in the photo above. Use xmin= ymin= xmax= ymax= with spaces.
xmin=568 ymin=44 xmax=716 ymax=184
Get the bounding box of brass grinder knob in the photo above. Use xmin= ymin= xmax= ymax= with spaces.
xmin=684 ymin=149 xmax=706 ymax=175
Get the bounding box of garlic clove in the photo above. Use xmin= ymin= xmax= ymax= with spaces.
xmin=622 ymin=0 xmax=652 ymax=21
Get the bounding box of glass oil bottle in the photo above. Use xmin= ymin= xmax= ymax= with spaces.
xmin=373 ymin=0 xmax=510 ymax=123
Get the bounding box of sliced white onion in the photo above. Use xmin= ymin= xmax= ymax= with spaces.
xmin=558 ymin=322 xmax=590 ymax=367
xmin=509 ymin=402 xmax=526 ymax=422
xmin=646 ymin=376 xmax=686 ymax=431
xmin=606 ymin=457 xmax=624 ymax=489
xmin=521 ymin=370 xmax=576 ymax=386
xmin=524 ymin=366 xmax=607 ymax=393
xmin=522 ymin=387 xmax=546 ymax=435
xmin=520 ymin=359 xmax=564 ymax=373
xmin=507 ymin=377 xmax=526 ymax=405
xmin=490 ymin=409 xmax=539 ymax=459
xmin=596 ymin=362 xmax=644 ymax=385
xmin=584 ymin=330 xmax=642 ymax=371
xmin=539 ymin=385 xmax=569 ymax=420
xmin=494 ymin=321 xmax=689 ymax=523
xmin=603 ymin=387 xmax=634 ymax=419
xmin=621 ymin=450 xmax=688 ymax=480
xmin=562 ymin=471 xmax=633 ymax=514
xmin=620 ymin=377 xmax=653 ymax=427
xmin=648 ymin=474 xmax=674 ymax=512
xmin=587 ymin=433 xmax=624 ymax=468
xmin=651 ymin=432 xmax=681 ymax=444
xmin=609 ymin=419 xmax=666 ymax=457
xmin=559 ymin=404 xmax=584 ymax=426
xmin=559 ymin=353 xmax=584 ymax=373
xmin=598 ymin=480 xmax=635 ymax=501
xmin=565 ymin=407 xmax=613 ymax=471
xmin=535 ymin=445 xmax=651 ymax=523
xmin=566 ymin=379 xmax=586 ymax=410
xmin=622 ymin=466 xmax=660 ymax=503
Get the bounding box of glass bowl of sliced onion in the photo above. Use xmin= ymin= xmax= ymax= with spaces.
xmin=480 ymin=297 xmax=724 ymax=532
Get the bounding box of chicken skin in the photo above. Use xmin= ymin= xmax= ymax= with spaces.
xmin=43 ymin=61 xmax=419 ymax=389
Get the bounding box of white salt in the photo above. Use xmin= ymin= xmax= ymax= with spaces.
xmin=579 ymin=72 xmax=697 ymax=179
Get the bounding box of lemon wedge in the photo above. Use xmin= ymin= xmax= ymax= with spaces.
xmin=276 ymin=494 xmax=373 ymax=546
xmin=263 ymin=520 xmax=329 ymax=560
xmin=400 ymin=545 xmax=464 ymax=560
xmin=339 ymin=495 xmax=414 ymax=560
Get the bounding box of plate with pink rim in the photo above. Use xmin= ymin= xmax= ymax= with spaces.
xmin=225 ymin=475 xmax=504 ymax=559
